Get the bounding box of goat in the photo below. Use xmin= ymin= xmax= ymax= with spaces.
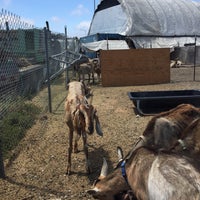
xmin=64 ymin=81 xmax=103 ymax=175
xmin=170 ymin=59 xmax=183 ymax=68
xmin=133 ymin=104 xmax=200 ymax=153
xmin=70 ymin=56 xmax=89 ymax=79
xmin=72 ymin=57 xmax=101 ymax=84
xmin=91 ymin=58 xmax=101 ymax=83
xmin=78 ymin=62 xmax=94 ymax=84
xmin=87 ymin=146 xmax=200 ymax=200
xmin=77 ymin=58 xmax=101 ymax=84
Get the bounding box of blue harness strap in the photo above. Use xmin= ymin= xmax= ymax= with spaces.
xmin=121 ymin=160 xmax=129 ymax=185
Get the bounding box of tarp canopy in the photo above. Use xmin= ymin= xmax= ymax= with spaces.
xmin=88 ymin=0 xmax=200 ymax=48
xmin=81 ymin=40 xmax=129 ymax=52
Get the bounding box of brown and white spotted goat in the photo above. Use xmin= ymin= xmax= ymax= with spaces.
xmin=64 ymin=81 xmax=103 ymax=175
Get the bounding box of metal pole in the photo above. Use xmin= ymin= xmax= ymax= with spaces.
xmin=65 ymin=26 xmax=69 ymax=87
xmin=107 ymin=34 xmax=109 ymax=50
xmin=94 ymin=0 xmax=96 ymax=12
xmin=65 ymin=26 xmax=68 ymax=51
xmin=5 ymin=21 xmax=9 ymax=31
xmin=44 ymin=26 xmax=52 ymax=113
xmin=193 ymin=36 xmax=197 ymax=81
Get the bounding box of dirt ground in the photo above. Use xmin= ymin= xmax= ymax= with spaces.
xmin=0 ymin=67 xmax=200 ymax=200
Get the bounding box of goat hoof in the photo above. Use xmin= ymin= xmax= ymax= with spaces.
xmin=66 ymin=170 xmax=71 ymax=176
xmin=66 ymin=166 xmax=71 ymax=176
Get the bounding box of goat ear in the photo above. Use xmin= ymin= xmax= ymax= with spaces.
xmin=95 ymin=113 xmax=103 ymax=136
xmin=117 ymin=146 xmax=124 ymax=161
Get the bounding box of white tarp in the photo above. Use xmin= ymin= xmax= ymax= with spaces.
xmin=89 ymin=0 xmax=200 ymax=48
xmin=118 ymin=0 xmax=200 ymax=36
xmin=81 ymin=40 xmax=129 ymax=51
xmin=89 ymin=5 xmax=128 ymax=35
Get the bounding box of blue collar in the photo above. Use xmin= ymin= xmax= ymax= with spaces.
xmin=121 ymin=160 xmax=129 ymax=185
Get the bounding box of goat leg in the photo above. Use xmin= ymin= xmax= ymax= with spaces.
xmin=67 ymin=130 xmax=73 ymax=175
xmin=74 ymin=131 xmax=81 ymax=153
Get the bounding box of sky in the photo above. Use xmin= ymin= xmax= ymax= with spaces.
xmin=0 ymin=0 xmax=100 ymax=37
xmin=0 ymin=0 xmax=200 ymax=38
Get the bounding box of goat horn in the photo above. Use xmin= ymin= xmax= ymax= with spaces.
xmin=125 ymin=136 xmax=146 ymax=160
xmin=117 ymin=146 xmax=124 ymax=162
xmin=134 ymin=135 xmax=146 ymax=148
xmin=99 ymin=157 xmax=108 ymax=178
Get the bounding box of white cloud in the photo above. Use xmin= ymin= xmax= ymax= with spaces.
xmin=71 ymin=4 xmax=89 ymax=16
xmin=51 ymin=16 xmax=61 ymax=23
xmin=76 ymin=21 xmax=91 ymax=36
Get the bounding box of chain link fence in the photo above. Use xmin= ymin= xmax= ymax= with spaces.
xmin=0 ymin=9 xmax=83 ymax=177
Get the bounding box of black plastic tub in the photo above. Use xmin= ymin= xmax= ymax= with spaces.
xmin=128 ymin=90 xmax=200 ymax=115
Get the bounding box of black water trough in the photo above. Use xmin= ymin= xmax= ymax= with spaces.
xmin=128 ymin=90 xmax=200 ymax=115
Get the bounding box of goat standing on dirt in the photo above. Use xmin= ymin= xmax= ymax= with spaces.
xmin=78 ymin=62 xmax=94 ymax=84
xmin=64 ymin=81 xmax=103 ymax=175
xmin=72 ymin=57 xmax=101 ymax=84
xmin=91 ymin=58 xmax=101 ymax=83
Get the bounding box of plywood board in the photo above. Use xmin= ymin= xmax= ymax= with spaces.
xmin=100 ymin=48 xmax=170 ymax=86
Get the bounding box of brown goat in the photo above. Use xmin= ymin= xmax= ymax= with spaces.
xmin=73 ymin=58 xmax=101 ymax=84
xmin=87 ymin=146 xmax=200 ymax=200
xmin=78 ymin=62 xmax=94 ymax=83
xmin=87 ymin=104 xmax=200 ymax=199
xmin=64 ymin=81 xmax=103 ymax=175
xmin=133 ymin=104 xmax=200 ymax=153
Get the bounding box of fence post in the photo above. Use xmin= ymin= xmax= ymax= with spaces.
xmin=65 ymin=26 xmax=69 ymax=87
xmin=0 ymin=140 xmax=5 ymax=179
xmin=193 ymin=36 xmax=197 ymax=81
xmin=44 ymin=25 xmax=52 ymax=113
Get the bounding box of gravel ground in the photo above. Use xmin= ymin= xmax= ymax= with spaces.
xmin=0 ymin=67 xmax=200 ymax=200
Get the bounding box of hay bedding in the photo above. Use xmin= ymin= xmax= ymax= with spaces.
xmin=0 ymin=68 xmax=200 ymax=200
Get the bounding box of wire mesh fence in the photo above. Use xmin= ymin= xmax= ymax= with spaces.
xmin=0 ymin=9 xmax=81 ymax=177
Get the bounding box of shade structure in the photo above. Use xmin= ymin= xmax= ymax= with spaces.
xmin=88 ymin=0 xmax=200 ymax=48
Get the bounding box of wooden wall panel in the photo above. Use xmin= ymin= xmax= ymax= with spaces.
xmin=100 ymin=48 xmax=170 ymax=87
